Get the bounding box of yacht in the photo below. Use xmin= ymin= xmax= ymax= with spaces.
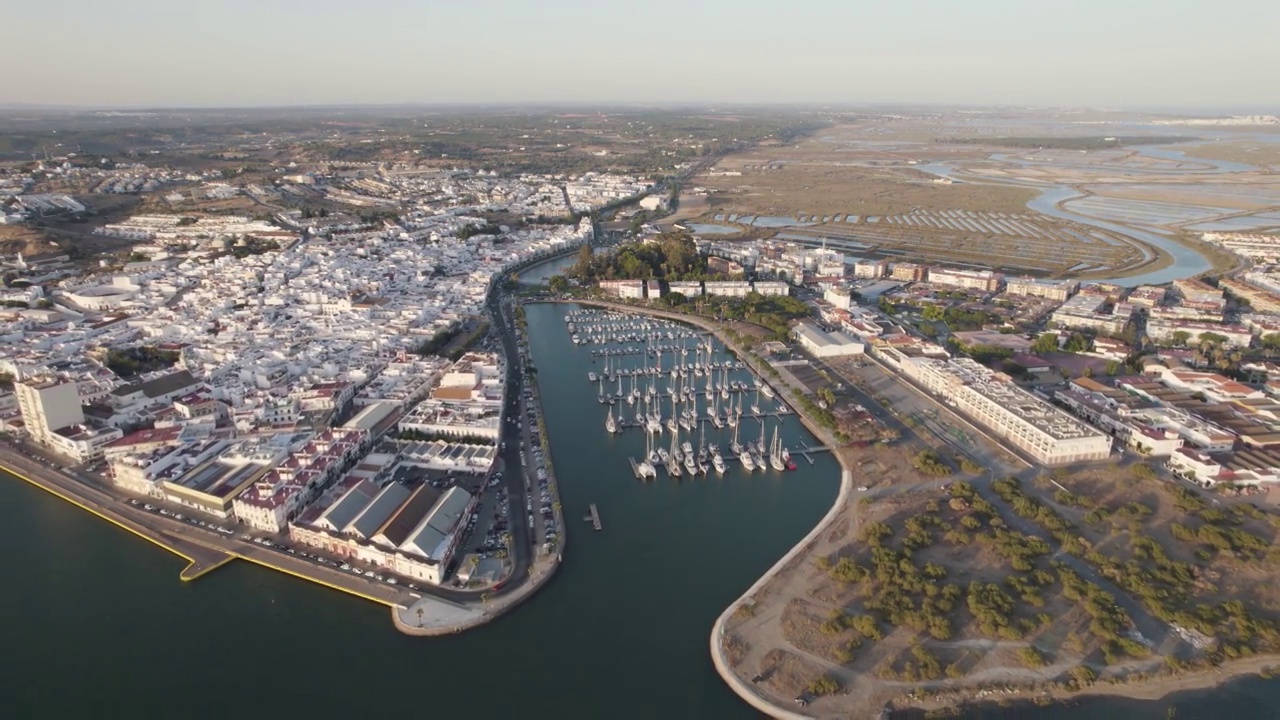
xmin=740 ymin=449 xmax=757 ymax=472
xmin=684 ymin=451 xmax=698 ymax=476
xmin=712 ymin=451 xmax=727 ymax=474
xmin=761 ymin=383 xmax=776 ymax=400
xmin=588 ymin=371 xmax=598 ymax=383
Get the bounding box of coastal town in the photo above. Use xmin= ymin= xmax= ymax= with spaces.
xmin=5 ymin=107 xmax=1280 ymax=718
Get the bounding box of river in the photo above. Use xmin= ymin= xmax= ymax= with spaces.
xmin=3 ymin=301 xmax=839 ymax=719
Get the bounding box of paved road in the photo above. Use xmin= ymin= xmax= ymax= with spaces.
xmin=487 ymin=288 xmax=534 ymax=594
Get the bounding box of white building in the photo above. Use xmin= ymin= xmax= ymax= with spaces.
xmin=704 ymin=281 xmax=753 ymax=297
xmin=887 ymin=352 xmax=1112 ymax=465
xmin=927 ymin=268 xmax=1002 ymax=293
xmin=1004 ymin=277 xmax=1078 ymax=302
xmin=16 ymin=378 xmax=84 ymax=446
xmin=793 ymin=320 xmax=865 ymax=358
xmin=751 ymin=281 xmax=790 ymax=297
xmin=598 ymin=280 xmax=645 ymax=299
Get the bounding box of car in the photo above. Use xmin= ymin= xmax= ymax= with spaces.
xmin=341 ymin=563 xmax=351 ymax=571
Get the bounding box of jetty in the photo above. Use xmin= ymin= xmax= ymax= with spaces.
xmin=585 ymin=503 xmax=602 ymax=531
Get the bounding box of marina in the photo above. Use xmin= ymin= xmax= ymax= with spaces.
xmin=564 ymin=308 xmax=805 ymax=482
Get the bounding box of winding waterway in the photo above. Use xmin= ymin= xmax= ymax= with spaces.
xmin=3 ymin=301 xmax=840 ymax=718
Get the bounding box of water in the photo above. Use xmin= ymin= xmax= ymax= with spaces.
xmin=914 ymin=162 xmax=1213 ymax=287
xmin=2 ymin=301 xmax=840 ymax=719
xmin=685 ymin=223 xmax=741 ymax=235
xmin=517 ymin=252 xmax=579 ymax=285
xmin=751 ymin=216 xmax=815 ymax=228
xmin=1026 ymin=187 xmax=1211 ymax=286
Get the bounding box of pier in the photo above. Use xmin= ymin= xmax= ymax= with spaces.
xmin=585 ymin=504 xmax=602 ymax=531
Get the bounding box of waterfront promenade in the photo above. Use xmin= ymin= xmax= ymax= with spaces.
xmin=543 ymin=297 xmax=853 ymax=718
xmin=0 ymin=444 xmax=561 ymax=634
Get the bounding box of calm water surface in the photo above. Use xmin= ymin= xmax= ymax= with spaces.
xmin=3 ymin=301 xmax=839 ymax=719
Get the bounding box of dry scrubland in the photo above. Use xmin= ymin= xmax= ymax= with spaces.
xmin=723 ymin=455 xmax=1280 ymax=718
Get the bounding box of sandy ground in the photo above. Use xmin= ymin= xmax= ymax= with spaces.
xmin=720 ymin=443 xmax=1280 ymax=719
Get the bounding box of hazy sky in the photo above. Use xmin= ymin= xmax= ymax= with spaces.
xmin=5 ymin=0 xmax=1278 ymax=109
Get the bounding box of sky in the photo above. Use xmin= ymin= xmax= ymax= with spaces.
xmin=4 ymin=0 xmax=1278 ymax=109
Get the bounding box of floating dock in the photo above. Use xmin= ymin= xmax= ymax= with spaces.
xmin=585 ymin=504 xmax=602 ymax=531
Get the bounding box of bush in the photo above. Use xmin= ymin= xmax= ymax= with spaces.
xmin=913 ymin=449 xmax=953 ymax=477
xmin=1069 ymin=665 xmax=1097 ymax=687
xmin=807 ymin=675 xmax=840 ymax=697
xmin=1018 ymin=646 xmax=1047 ymax=668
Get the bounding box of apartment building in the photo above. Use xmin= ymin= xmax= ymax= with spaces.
xmin=853 ymin=260 xmax=887 ymax=280
xmin=890 ymin=262 xmax=927 ymax=283
xmin=926 ymin=268 xmax=1003 ymax=293
xmin=1003 ymin=277 xmax=1078 ymax=302
xmin=598 ymin=280 xmax=645 ymax=300
xmin=886 ymin=352 xmax=1112 ymax=465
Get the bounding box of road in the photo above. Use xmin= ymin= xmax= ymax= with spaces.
xmin=487 ymin=284 xmax=535 ymax=595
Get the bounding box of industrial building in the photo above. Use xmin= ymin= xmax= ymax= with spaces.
xmin=289 ymin=481 xmax=477 ymax=585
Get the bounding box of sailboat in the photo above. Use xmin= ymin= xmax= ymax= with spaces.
xmin=605 ymin=405 xmax=618 ymax=434
xmin=769 ymin=424 xmax=786 ymax=471
xmin=697 ymin=423 xmax=709 ymax=464
xmin=730 ymin=417 xmax=743 ymax=456
xmin=646 ymin=396 xmax=663 ymax=435
xmin=597 ymin=378 xmax=606 ymax=404
xmin=751 ymin=388 xmax=762 ymax=416
xmin=667 ymin=432 xmax=683 ymax=478
xmin=666 ymin=393 xmax=679 ymax=434
xmin=637 ymin=432 xmax=657 ymax=479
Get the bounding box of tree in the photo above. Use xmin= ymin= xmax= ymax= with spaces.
xmin=1031 ymin=333 xmax=1059 ymax=354
xmin=548 ymin=275 xmax=569 ymax=293
xmin=1199 ymin=331 xmax=1228 ymax=346
xmin=1105 ymin=359 xmax=1121 ymax=376
xmin=1262 ymin=333 xmax=1280 ymax=353
xmin=1064 ymin=332 xmax=1091 ymax=353
xmin=1171 ymin=330 xmax=1192 ymax=347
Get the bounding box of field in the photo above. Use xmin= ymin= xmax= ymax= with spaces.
xmin=721 ymin=453 xmax=1280 ymax=718
xmin=691 ymin=118 xmax=1280 ymax=280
